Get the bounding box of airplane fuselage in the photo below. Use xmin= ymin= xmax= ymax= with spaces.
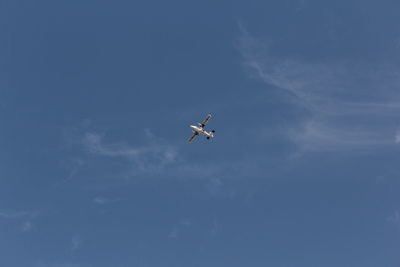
xmin=190 ymin=125 xmax=214 ymax=137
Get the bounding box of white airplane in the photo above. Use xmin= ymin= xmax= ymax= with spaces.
xmin=188 ymin=114 xmax=216 ymax=142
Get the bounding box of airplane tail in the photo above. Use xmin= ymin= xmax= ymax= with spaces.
xmin=206 ymin=131 xmax=216 ymax=140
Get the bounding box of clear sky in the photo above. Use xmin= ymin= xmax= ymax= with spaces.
xmin=1 ymin=1 xmax=400 ymax=266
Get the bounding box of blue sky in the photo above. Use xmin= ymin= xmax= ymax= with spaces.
xmin=1 ymin=0 xmax=400 ymax=266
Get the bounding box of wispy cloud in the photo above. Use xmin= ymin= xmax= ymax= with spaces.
xmin=0 ymin=210 xmax=38 ymax=219
xmin=64 ymin=121 xmax=258 ymax=186
xmin=62 ymin=122 xmax=242 ymax=185
xmin=238 ymin=23 xmax=400 ymax=153
xmin=289 ymin=119 xmax=390 ymax=152
xmin=0 ymin=210 xmax=38 ymax=233
xmin=82 ymin=130 xmax=178 ymax=172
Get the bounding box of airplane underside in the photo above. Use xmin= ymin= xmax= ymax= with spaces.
xmin=188 ymin=114 xmax=215 ymax=143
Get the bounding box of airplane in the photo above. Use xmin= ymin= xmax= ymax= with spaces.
xmin=188 ymin=114 xmax=216 ymax=142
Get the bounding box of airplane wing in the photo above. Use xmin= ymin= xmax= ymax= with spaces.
xmin=200 ymin=114 xmax=212 ymax=127
xmin=188 ymin=133 xmax=197 ymax=142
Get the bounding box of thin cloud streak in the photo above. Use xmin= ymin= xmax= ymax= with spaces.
xmin=71 ymin=126 xmax=239 ymax=182
xmin=83 ymin=131 xmax=178 ymax=172
xmin=238 ymin=24 xmax=400 ymax=152
xmin=0 ymin=210 xmax=38 ymax=219
xmin=0 ymin=210 xmax=38 ymax=233
xmin=290 ymin=119 xmax=391 ymax=152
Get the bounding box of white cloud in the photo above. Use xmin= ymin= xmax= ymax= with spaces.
xmin=290 ymin=119 xmax=388 ymax=152
xmin=82 ymin=130 xmax=178 ymax=172
xmin=238 ymin=24 xmax=400 ymax=153
xmin=83 ymin=132 xmax=140 ymax=157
